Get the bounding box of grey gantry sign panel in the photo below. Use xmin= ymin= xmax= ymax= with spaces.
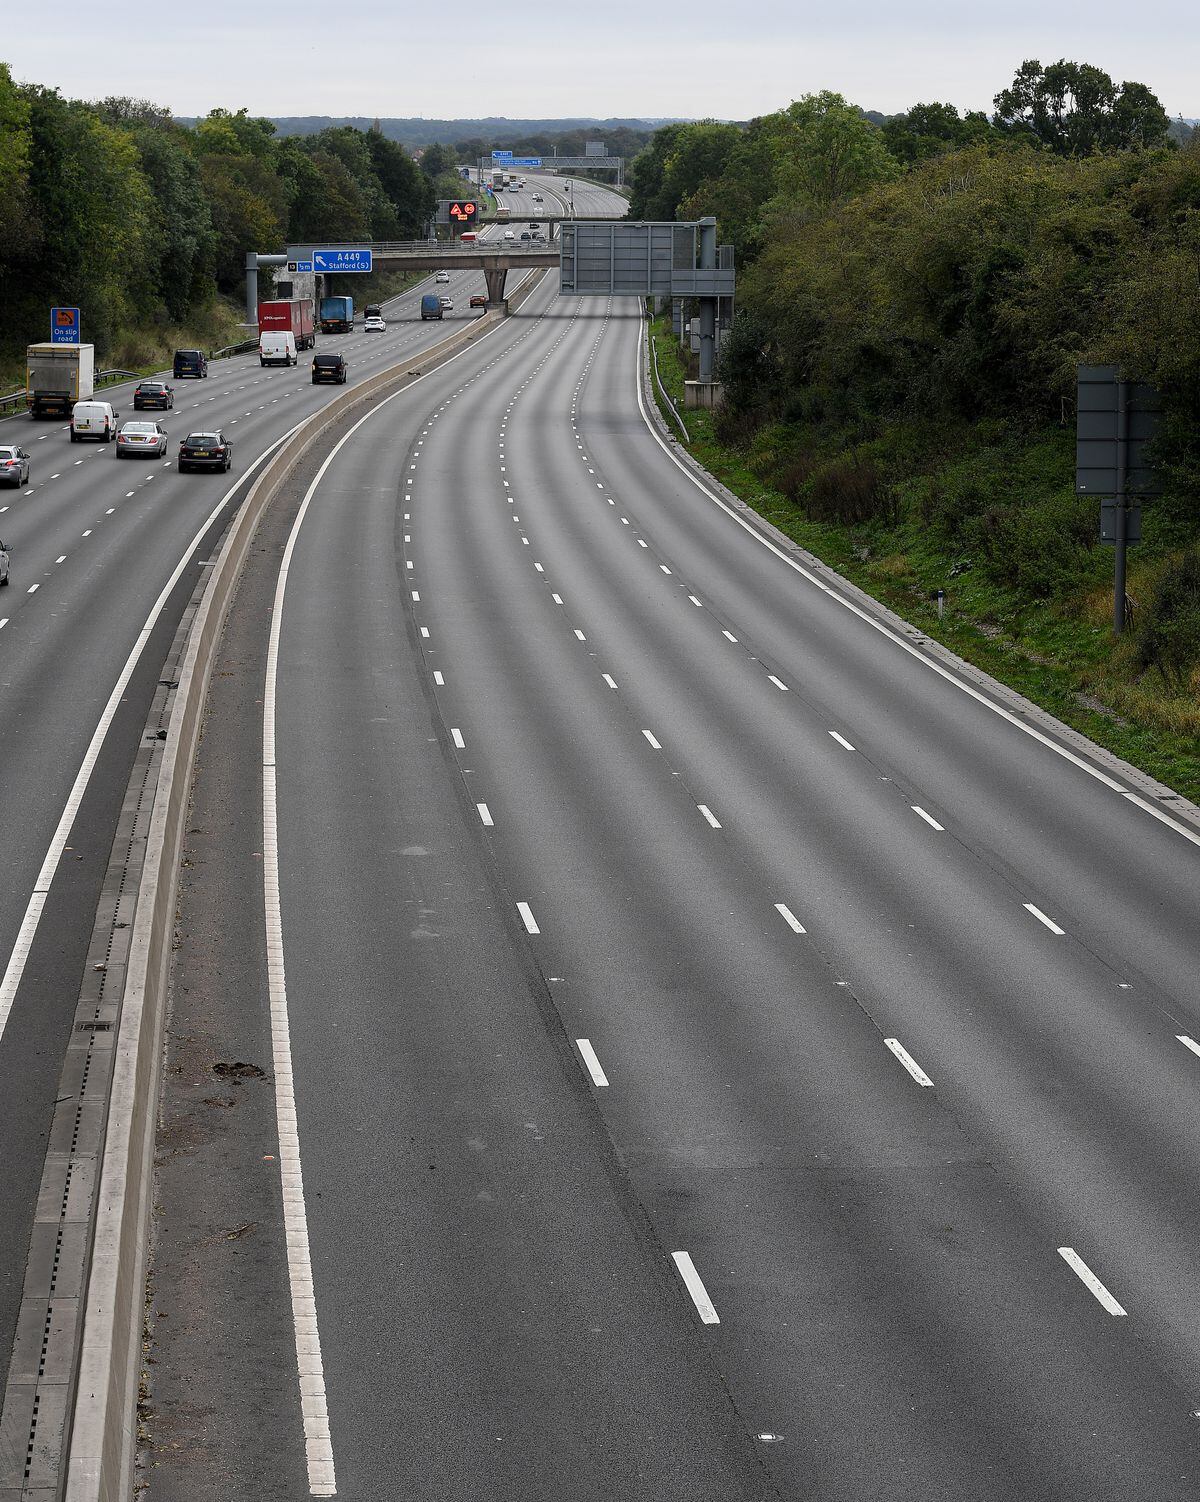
xmin=537 ymin=155 xmax=622 ymax=169
xmin=559 ymin=222 xmax=737 ymax=297
xmin=1076 ymin=364 xmax=1163 ymax=496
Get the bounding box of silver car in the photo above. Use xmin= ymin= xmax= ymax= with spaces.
xmin=0 ymin=539 xmax=9 ymax=586
xmin=0 ymin=445 xmax=31 ymax=487
xmin=116 ymin=420 xmax=169 ymax=458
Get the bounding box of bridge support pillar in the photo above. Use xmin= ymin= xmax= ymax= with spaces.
xmin=484 ymin=267 xmax=508 ymax=306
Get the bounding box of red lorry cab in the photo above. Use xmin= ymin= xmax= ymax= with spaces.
xmin=257 ymin=299 xmax=316 ymax=351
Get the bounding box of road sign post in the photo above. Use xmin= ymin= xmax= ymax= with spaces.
xmin=1076 ymin=365 xmax=1162 ymax=636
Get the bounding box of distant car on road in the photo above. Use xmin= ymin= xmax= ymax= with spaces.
xmin=0 ymin=445 xmax=31 ymax=487
xmin=178 ymin=430 xmax=232 ymax=473
xmin=0 ymin=538 xmax=9 ymax=586
xmin=439 ymin=295 xmax=453 ymax=310
xmin=519 ymin=231 xmax=531 ymax=241
xmin=503 ymin=229 xmax=515 ymax=240
xmin=173 ymin=349 xmax=208 ymax=379
xmin=533 ymin=193 xmax=543 ymax=202
xmin=133 ymin=380 xmax=173 ymax=411
xmin=312 ymin=353 xmax=348 ymax=383
xmin=469 ymin=294 xmax=487 ymax=310
xmin=435 ymin=270 xmax=450 ymax=283
xmin=117 ymin=420 xmax=169 ymax=458
xmin=364 ymin=315 xmax=386 ymax=332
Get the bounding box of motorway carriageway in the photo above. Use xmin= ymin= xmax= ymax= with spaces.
xmin=0 ymin=236 xmax=553 ymax=1401
xmin=144 ymin=243 xmax=1200 ymax=1501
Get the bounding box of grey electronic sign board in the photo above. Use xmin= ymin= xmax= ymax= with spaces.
xmin=559 ymin=222 xmax=736 ymax=297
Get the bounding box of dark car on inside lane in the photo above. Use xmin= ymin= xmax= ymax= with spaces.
xmin=178 ymin=430 xmax=232 ymax=473
xmin=173 ymin=349 xmax=208 ymax=379
xmin=133 ymin=380 xmax=173 ymax=410
xmin=0 ymin=445 xmax=31 ymax=487
xmin=312 ymin=353 xmax=348 ymax=385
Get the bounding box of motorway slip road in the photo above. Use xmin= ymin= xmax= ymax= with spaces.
xmin=144 ymin=275 xmax=1200 ymax=1500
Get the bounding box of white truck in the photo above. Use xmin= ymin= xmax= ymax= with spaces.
xmin=27 ymin=343 xmax=95 ymax=419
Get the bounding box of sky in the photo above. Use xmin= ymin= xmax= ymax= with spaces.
xmin=4 ymin=1 xmax=1198 ymax=122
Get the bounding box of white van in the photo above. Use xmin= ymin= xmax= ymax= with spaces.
xmin=259 ymin=331 xmax=297 ymax=367
xmin=70 ymin=400 xmax=119 ymax=442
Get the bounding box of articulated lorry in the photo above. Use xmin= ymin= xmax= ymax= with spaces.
xmin=318 ymin=296 xmax=354 ymax=334
xmin=26 ymin=343 xmax=95 ymax=418
xmin=258 ymin=298 xmax=315 ymax=349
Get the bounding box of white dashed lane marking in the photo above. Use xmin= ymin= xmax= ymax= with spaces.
xmin=575 ymin=1039 xmax=609 ymax=1088
xmin=1058 ymin=1248 xmax=1127 ymax=1316
xmin=885 ymin=1038 xmax=934 ymax=1087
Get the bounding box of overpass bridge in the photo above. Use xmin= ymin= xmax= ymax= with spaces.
xmin=275 ymin=228 xmax=624 ymax=312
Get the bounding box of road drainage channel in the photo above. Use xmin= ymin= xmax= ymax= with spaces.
xmin=0 ymin=555 xmax=218 ymax=1501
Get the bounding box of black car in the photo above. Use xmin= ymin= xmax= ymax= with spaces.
xmin=133 ymin=380 xmax=173 ymax=410
xmin=178 ymin=430 xmax=232 ymax=473
xmin=173 ymin=349 xmax=209 ymax=379
xmin=312 ymin=353 xmax=348 ymax=385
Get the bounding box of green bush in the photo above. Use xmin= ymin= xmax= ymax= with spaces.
xmin=1135 ymin=549 xmax=1200 ymax=689
xmin=962 ymin=490 xmax=1099 ymax=597
xmin=805 ymin=453 xmax=895 ymax=526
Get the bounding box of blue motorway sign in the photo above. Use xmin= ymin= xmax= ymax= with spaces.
xmin=491 ymin=149 xmax=513 ymax=159
xmin=288 ymin=259 xmax=314 ymax=273
xmin=509 ymin=157 xmax=542 ymax=168
xmin=312 ymin=248 xmax=373 ymax=273
xmin=51 ymin=306 xmax=81 ymax=344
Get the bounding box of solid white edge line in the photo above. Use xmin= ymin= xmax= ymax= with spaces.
xmin=671 ymin=1251 xmax=720 ymax=1324
xmin=698 ymin=804 xmax=721 ymax=828
xmin=1024 ymin=902 xmax=1065 ymax=936
xmin=575 ymin=1038 xmax=609 ymax=1087
xmin=911 ymin=805 xmax=944 ymax=831
xmin=632 ymin=311 xmax=1200 ymax=832
xmin=884 ymin=1038 xmax=934 ymax=1087
xmin=1057 ymin=1247 xmax=1127 ymax=1316
xmin=1121 ymin=791 xmax=1200 ymax=849
xmin=774 ymin=903 xmax=806 ymax=934
xmin=0 ymin=425 xmax=304 ymax=1048
xmin=517 ymin=901 xmax=540 ymax=935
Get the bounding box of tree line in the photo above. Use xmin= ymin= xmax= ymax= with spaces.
xmin=631 ymin=61 xmax=1200 ymax=694
xmin=631 ymin=62 xmax=1200 ymax=533
xmin=0 ymin=67 xmax=446 ymax=361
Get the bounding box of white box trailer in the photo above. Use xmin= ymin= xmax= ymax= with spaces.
xmin=26 ymin=342 xmax=95 ymax=418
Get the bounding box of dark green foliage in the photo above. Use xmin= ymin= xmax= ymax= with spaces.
xmin=993 ymin=60 xmax=1170 ymax=154
xmin=805 ymin=453 xmax=895 ymax=526
xmin=881 ymin=103 xmax=1000 ymax=164
xmin=1135 ymin=550 xmax=1200 ymax=688
xmin=0 ymin=77 xmax=438 ymax=362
